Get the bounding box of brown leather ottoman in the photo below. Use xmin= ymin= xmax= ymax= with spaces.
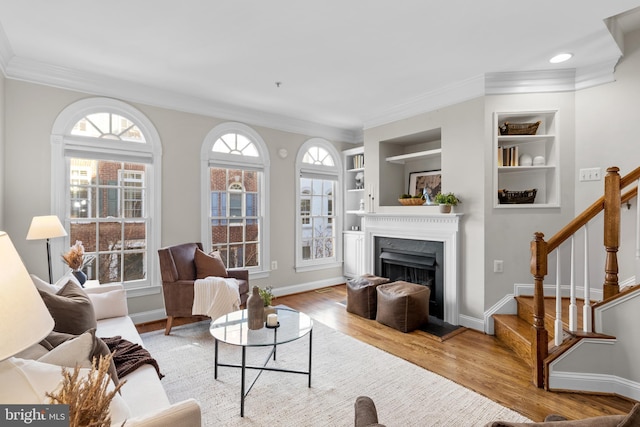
xmin=346 ymin=274 xmax=390 ymax=319
xmin=376 ymin=281 xmax=430 ymax=332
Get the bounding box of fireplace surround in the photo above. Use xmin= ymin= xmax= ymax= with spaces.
xmin=363 ymin=213 xmax=461 ymax=325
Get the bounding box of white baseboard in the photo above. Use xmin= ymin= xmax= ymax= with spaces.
xmin=458 ymin=314 xmax=484 ymax=332
xmin=483 ymin=294 xmax=517 ymax=335
xmin=271 ymin=276 xmax=346 ymax=297
xmin=130 ymin=309 xmax=167 ymax=325
xmin=549 ymin=371 xmax=640 ymax=401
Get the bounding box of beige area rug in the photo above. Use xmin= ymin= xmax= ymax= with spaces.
xmin=141 ymin=320 xmax=530 ymax=426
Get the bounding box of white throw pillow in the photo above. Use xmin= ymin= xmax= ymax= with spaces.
xmin=0 ymin=358 xmax=131 ymax=426
xmin=30 ymin=274 xmax=60 ymax=294
xmin=38 ymin=330 xmax=94 ymax=368
xmin=87 ymin=289 xmax=128 ymax=320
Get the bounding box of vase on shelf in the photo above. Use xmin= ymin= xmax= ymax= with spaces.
xmin=247 ymin=286 xmax=265 ymax=330
xmin=439 ymin=204 xmax=452 ymax=214
xmin=72 ymin=270 xmax=87 ymax=287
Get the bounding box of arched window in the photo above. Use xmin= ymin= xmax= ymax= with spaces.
xmin=51 ymin=98 xmax=162 ymax=290
xmin=295 ymin=138 xmax=342 ymax=271
xmin=201 ymin=123 xmax=270 ymax=277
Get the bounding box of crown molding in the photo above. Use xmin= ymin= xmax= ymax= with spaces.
xmin=362 ymin=75 xmax=485 ymax=130
xmin=485 ymin=69 xmax=578 ymax=94
xmin=3 ymin=55 xmax=362 ymax=144
xmin=0 ymin=23 xmax=13 ymax=76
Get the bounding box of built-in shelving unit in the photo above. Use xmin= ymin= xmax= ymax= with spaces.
xmin=385 ymin=148 xmax=442 ymax=164
xmin=378 ymin=128 xmax=442 ymax=206
xmin=343 ymin=146 xmax=365 ymax=278
xmin=494 ymin=110 xmax=559 ymax=208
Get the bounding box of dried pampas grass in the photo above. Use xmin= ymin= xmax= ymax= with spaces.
xmin=46 ymin=354 xmax=126 ymax=427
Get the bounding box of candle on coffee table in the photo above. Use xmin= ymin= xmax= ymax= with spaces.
xmin=267 ymin=313 xmax=278 ymax=327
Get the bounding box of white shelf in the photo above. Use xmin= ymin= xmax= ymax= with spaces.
xmin=494 ymin=110 xmax=559 ymax=208
xmin=346 ymin=167 xmax=365 ymax=173
xmin=348 ymin=188 xmax=365 ymax=193
xmin=498 ymin=165 xmax=555 ymax=173
xmin=385 ymin=148 xmax=442 ymax=164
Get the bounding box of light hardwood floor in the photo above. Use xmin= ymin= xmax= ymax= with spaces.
xmin=137 ymin=284 xmax=635 ymax=422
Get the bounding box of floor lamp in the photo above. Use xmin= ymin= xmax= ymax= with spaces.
xmin=26 ymin=215 xmax=68 ymax=284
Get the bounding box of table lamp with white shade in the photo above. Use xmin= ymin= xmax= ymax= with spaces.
xmin=26 ymin=215 xmax=67 ymax=284
xmin=0 ymin=231 xmax=54 ymax=362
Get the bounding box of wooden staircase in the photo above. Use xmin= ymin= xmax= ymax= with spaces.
xmin=493 ymin=296 xmax=584 ymax=367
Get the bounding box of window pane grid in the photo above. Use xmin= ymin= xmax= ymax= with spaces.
xmin=68 ymin=158 xmax=148 ymax=285
xmin=299 ymin=175 xmax=336 ymax=261
xmin=209 ymin=166 xmax=262 ymax=269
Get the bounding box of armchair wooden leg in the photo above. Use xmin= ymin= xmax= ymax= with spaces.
xmin=165 ymin=316 xmax=174 ymax=335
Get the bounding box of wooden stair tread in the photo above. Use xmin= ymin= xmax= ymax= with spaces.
xmin=493 ymin=314 xmax=532 ymax=365
xmin=515 ymin=295 xmax=591 ymax=331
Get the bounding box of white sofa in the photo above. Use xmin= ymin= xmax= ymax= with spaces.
xmin=84 ymin=283 xmax=201 ymax=427
xmin=0 ymin=276 xmax=201 ymax=427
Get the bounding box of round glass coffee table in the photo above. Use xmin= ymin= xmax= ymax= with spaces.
xmin=209 ymin=307 xmax=313 ymax=417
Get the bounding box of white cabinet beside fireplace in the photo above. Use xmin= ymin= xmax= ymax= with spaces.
xmin=343 ymin=231 xmax=364 ymax=278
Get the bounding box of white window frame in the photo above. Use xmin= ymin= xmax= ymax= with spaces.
xmin=50 ymin=98 xmax=162 ymax=296
xmin=201 ymin=122 xmax=270 ymax=279
xmin=295 ymin=138 xmax=342 ymax=272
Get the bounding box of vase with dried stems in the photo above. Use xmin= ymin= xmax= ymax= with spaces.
xmin=46 ymin=353 xmax=126 ymax=427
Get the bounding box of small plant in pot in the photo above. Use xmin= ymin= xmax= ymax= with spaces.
xmin=434 ymin=192 xmax=460 ymax=213
xmin=259 ymin=286 xmax=276 ymax=319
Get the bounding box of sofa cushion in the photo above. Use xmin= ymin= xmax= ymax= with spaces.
xmin=30 ymin=273 xmax=61 ymax=294
xmin=39 ymin=329 xmax=119 ymax=386
xmin=88 ymin=289 xmax=128 ymax=320
xmin=0 ymin=357 xmax=130 ymax=425
xmin=194 ymin=248 xmax=228 ymax=279
xmin=38 ymin=329 xmax=94 ymax=367
xmin=39 ymin=280 xmax=97 ymax=335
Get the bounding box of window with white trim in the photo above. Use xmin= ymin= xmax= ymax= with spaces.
xmin=295 ymin=139 xmax=342 ymax=271
xmin=51 ymin=98 xmax=162 ymax=289
xmin=202 ymin=123 xmax=269 ymax=274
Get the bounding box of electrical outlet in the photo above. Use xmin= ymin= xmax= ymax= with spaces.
xmin=579 ymin=167 xmax=602 ymax=182
xmin=493 ymin=260 xmax=504 ymax=273
xmin=271 ymin=261 xmax=278 ymax=270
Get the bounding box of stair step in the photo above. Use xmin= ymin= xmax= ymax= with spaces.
xmin=493 ymin=314 xmax=532 ymax=365
xmin=515 ymin=296 xmax=589 ymax=337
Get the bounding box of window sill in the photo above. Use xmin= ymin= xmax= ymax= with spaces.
xmin=295 ymin=260 xmax=342 ymax=273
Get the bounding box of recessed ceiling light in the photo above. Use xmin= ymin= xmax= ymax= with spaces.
xmin=549 ymin=53 xmax=573 ymax=64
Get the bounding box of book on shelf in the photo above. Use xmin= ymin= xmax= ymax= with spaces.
xmin=352 ymin=154 xmax=364 ymax=169
xmin=498 ymin=146 xmax=519 ymax=167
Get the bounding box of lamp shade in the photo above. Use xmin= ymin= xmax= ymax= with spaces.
xmin=26 ymin=215 xmax=68 ymax=240
xmin=0 ymin=231 xmax=54 ymax=361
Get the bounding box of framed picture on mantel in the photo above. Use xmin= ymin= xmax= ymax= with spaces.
xmin=409 ymin=170 xmax=441 ymax=204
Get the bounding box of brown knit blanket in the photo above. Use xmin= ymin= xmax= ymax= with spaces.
xmin=102 ymin=336 xmax=164 ymax=380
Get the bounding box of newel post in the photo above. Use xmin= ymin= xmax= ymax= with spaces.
xmin=530 ymin=232 xmax=548 ymax=388
xmin=603 ymin=167 xmax=621 ymax=300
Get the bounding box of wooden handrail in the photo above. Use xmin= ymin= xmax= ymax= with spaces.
xmin=529 ymin=166 xmax=640 ymax=389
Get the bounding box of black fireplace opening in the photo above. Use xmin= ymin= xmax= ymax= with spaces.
xmin=374 ymin=237 xmax=444 ymax=320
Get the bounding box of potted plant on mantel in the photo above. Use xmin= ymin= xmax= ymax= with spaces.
xmin=434 ymin=192 xmax=460 ymax=213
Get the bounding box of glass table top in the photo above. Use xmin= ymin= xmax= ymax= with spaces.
xmin=209 ymin=307 xmax=313 ymax=347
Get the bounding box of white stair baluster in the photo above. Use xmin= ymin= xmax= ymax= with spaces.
xmin=555 ymin=249 xmax=563 ymax=346
xmin=583 ymin=225 xmax=592 ymax=333
xmin=569 ymin=236 xmax=577 ymax=332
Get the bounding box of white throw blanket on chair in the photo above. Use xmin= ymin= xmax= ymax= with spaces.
xmin=192 ymin=277 xmax=240 ymax=319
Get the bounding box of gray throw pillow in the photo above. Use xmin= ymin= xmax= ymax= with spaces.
xmin=39 ymin=280 xmax=97 ymax=335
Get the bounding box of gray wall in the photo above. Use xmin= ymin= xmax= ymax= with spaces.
xmin=3 ymin=80 xmax=349 ymax=316
xmin=364 ymin=97 xmax=487 ymax=320
xmin=575 ymin=27 xmax=640 ymax=286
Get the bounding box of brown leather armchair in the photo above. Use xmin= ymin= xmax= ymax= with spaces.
xmin=158 ymin=242 xmax=249 ymax=335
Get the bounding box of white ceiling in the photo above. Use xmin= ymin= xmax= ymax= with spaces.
xmin=1 ymin=1 xmax=640 ymax=142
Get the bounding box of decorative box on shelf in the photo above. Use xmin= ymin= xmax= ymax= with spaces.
xmin=498 ymin=189 xmax=537 ymax=204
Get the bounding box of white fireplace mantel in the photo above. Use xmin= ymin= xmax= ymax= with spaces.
xmin=362 ymin=213 xmax=462 ymax=325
